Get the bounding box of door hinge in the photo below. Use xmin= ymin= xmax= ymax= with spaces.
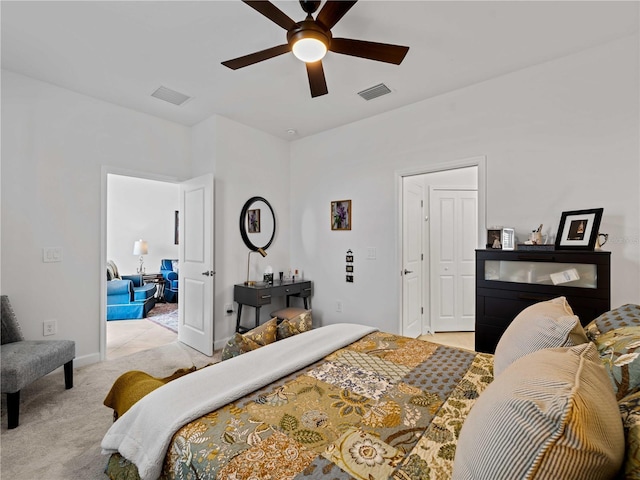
xmin=421 ymin=253 xmax=423 ymax=260
xmin=421 ymin=200 xmax=423 ymax=207
xmin=421 ymin=307 xmax=424 ymax=314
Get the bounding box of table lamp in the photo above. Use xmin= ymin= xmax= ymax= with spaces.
xmin=245 ymin=248 xmax=267 ymax=286
xmin=133 ymin=239 xmax=148 ymax=274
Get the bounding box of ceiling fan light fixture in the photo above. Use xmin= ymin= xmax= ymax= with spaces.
xmin=292 ymin=36 xmax=327 ymax=63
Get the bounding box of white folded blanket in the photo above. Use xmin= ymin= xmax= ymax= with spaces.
xmin=101 ymin=323 xmax=377 ymax=480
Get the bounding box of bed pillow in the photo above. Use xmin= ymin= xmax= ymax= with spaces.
xmin=276 ymin=310 xmax=313 ymax=340
xmin=619 ymin=388 xmax=640 ymax=479
xmin=221 ymin=318 xmax=278 ymax=361
xmin=493 ymin=296 xmax=587 ymax=377
xmin=452 ymin=342 xmax=624 ymax=480
xmin=584 ymin=304 xmax=640 ymax=341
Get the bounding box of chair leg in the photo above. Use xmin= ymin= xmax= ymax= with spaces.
xmin=64 ymin=360 xmax=73 ymax=389
xmin=7 ymin=391 xmax=20 ymax=429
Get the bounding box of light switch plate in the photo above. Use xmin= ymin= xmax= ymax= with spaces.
xmin=43 ymin=247 xmax=63 ymax=263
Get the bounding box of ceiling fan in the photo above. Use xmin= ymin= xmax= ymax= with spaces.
xmin=221 ymin=0 xmax=410 ymax=98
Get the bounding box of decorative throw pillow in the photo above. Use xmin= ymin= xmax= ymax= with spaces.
xmin=493 ymin=296 xmax=587 ymax=377
xmin=619 ymin=388 xmax=640 ymax=479
xmin=221 ymin=333 xmax=261 ymax=361
xmin=276 ymin=310 xmax=313 ymax=340
xmin=221 ymin=318 xmax=278 ymax=361
xmin=244 ymin=317 xmax=278 ymax=346
xmin=584 ymin=304 xmax=640 ymax=342
xmin=453 ymin=343 xmax=624 ymax=480
xmin=593 ymin=326 xmax=640 ymax=400
xmin=106 ymin=260 xmax=121 ymax=281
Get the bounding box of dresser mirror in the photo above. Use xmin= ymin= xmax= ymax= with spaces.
xmin=240 ymin=196 xmax=276 ymax=251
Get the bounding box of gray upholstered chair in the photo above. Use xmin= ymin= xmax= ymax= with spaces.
xmin=1 ymin=295 xmax=75 ymax=429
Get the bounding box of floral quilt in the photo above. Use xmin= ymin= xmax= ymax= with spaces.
xmin=106 ymin=332 xmax=493 ymax=480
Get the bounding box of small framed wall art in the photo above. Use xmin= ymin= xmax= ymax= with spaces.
xmin=555 ymin=208 xmax=603 ymax=250
xmin=247 ymin=208 xmax=261 ymax=233
xmin=331 ymin=199 xmax=351 ymax=231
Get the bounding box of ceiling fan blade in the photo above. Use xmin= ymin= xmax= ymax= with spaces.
xmin=242 ymin=1 xmax=297 ymax=30
xmin=306 ymin=61 xmax=328 ymax=98
xmin=330 ymin=38 xmax=409 ymax=65
xmin=315 ymin=0 xmax=358 ymax=30
xmin=221 ymin=44 xmax=291 ymax=70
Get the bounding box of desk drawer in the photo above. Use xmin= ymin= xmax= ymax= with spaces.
xmin=234 ymin=285 xmax=273 ymax=306
xmin=273 ymin=283 xmax=301 ymax=297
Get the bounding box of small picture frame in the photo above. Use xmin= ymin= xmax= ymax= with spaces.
xmin=502 ymin=228 xmax=515 ymax=251
xmin=247 ymin=208 xmax=261 ymax=234
xmin=487 ymin=228 xmax=503 ymax=249
xmin=555 ymin=208 xmax=604 ymax=250
xmin=331 ymin=200 xmax=351 ymax=231
xmin=346 ymin=265 xmax=354 ymax=273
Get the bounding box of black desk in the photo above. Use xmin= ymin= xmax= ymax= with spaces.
xmin=234 ymin=280 xmax=312 ymax=333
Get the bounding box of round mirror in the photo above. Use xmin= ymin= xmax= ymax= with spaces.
xmin=240 ymin=196 xmax=276 ymax=251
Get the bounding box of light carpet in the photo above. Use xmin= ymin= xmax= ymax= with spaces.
xmin=0 ymin=341 xmax=218 ymax=479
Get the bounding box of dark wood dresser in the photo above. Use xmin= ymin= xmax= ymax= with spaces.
xmin=475 ymin=249 xmax=611 ymax=353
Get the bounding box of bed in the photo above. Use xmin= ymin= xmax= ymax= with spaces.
xmin=102 ymin=300 xmax=640 ymax=480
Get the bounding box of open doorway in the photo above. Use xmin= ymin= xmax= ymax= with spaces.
xmin=105 ymin=173 xmax=180 ymax=359
xmin=399 ymin=157 xmax=486 ymax=337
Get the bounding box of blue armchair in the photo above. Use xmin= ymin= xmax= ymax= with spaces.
xmin=160 ymin=259 xmax=179 ymax=303
xmin=106 ymin=261 xmax=156 ymax=320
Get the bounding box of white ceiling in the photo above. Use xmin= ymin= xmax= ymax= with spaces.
xmin=2 ymin=1 xmax=638 ymax=140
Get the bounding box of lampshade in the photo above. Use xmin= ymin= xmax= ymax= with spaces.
xmin=292 ymin=37 xmax=327 ymax=63
xmin=133 ymin=239 xmax=148 ymax=256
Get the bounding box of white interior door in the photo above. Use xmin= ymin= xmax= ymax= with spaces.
xmin=178 ymin=174 xmax=215 ymax=356
xmin=401 ymin=177 xmax=424 ymax=338
xmin=430 ymin=187 xmax=477 ymax=331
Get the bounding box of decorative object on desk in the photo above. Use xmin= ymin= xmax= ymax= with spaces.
xmin=525 ymin=224 xmax=546 ymax=245
xmin=331 ymin=199 xmax=351 ymax=231
xmin=240 ymin=197 xmax=275 ymax=251
xmin=595 ymin=233 xmax=609 ymax=251
xmin=555 ymin=208 xmax=604 ymax=251
xmin=501 ymin=228 xmax=515 ymax=251
xmin=487 ymin=228 xmax=502 ymax=249
xmin=263 ymin=265 xmax=273 ymax=285
xmin=133 ymin=239 xmax=148 ymax=274
xmin=245 ymin=247 xmax=267 ymax=286
xmin=346 ymin=249 xmax=354 ymax=282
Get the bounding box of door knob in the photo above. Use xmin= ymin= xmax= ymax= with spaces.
xmin=202 ymin=270 xmax=215 ymax=276
xmin=404 ymin=269 xmax=413 ymax=275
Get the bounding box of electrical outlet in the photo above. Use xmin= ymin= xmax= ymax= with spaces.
xmin=336 ymin=300 xmax=343 ymax=313
xmin=224 ymin=304 xmax=233 ymax=316
xmin=43 ymin=320 xmax=57 ymax=336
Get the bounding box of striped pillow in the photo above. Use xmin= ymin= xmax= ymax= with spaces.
xmin=493 ymin=296 xmax=587 ymax=376
xmin=452 ymin=343 xmax=624 ymax=480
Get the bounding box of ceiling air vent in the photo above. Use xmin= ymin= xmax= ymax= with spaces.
xmin=357 ymin=83 xmax=392 ymax=101
xmin=151 ymin=86 xmax=191 ymax=106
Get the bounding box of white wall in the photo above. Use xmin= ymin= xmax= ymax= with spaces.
xmin=191 ymin=115 xmax=291 ymax=349
xmin=106 ymin=175 xmax=180 ymax=274
xmin=289 ymin=35 xmax=640 ymax=333
xmin=1 ymin=71 xmax=192 ymax=365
